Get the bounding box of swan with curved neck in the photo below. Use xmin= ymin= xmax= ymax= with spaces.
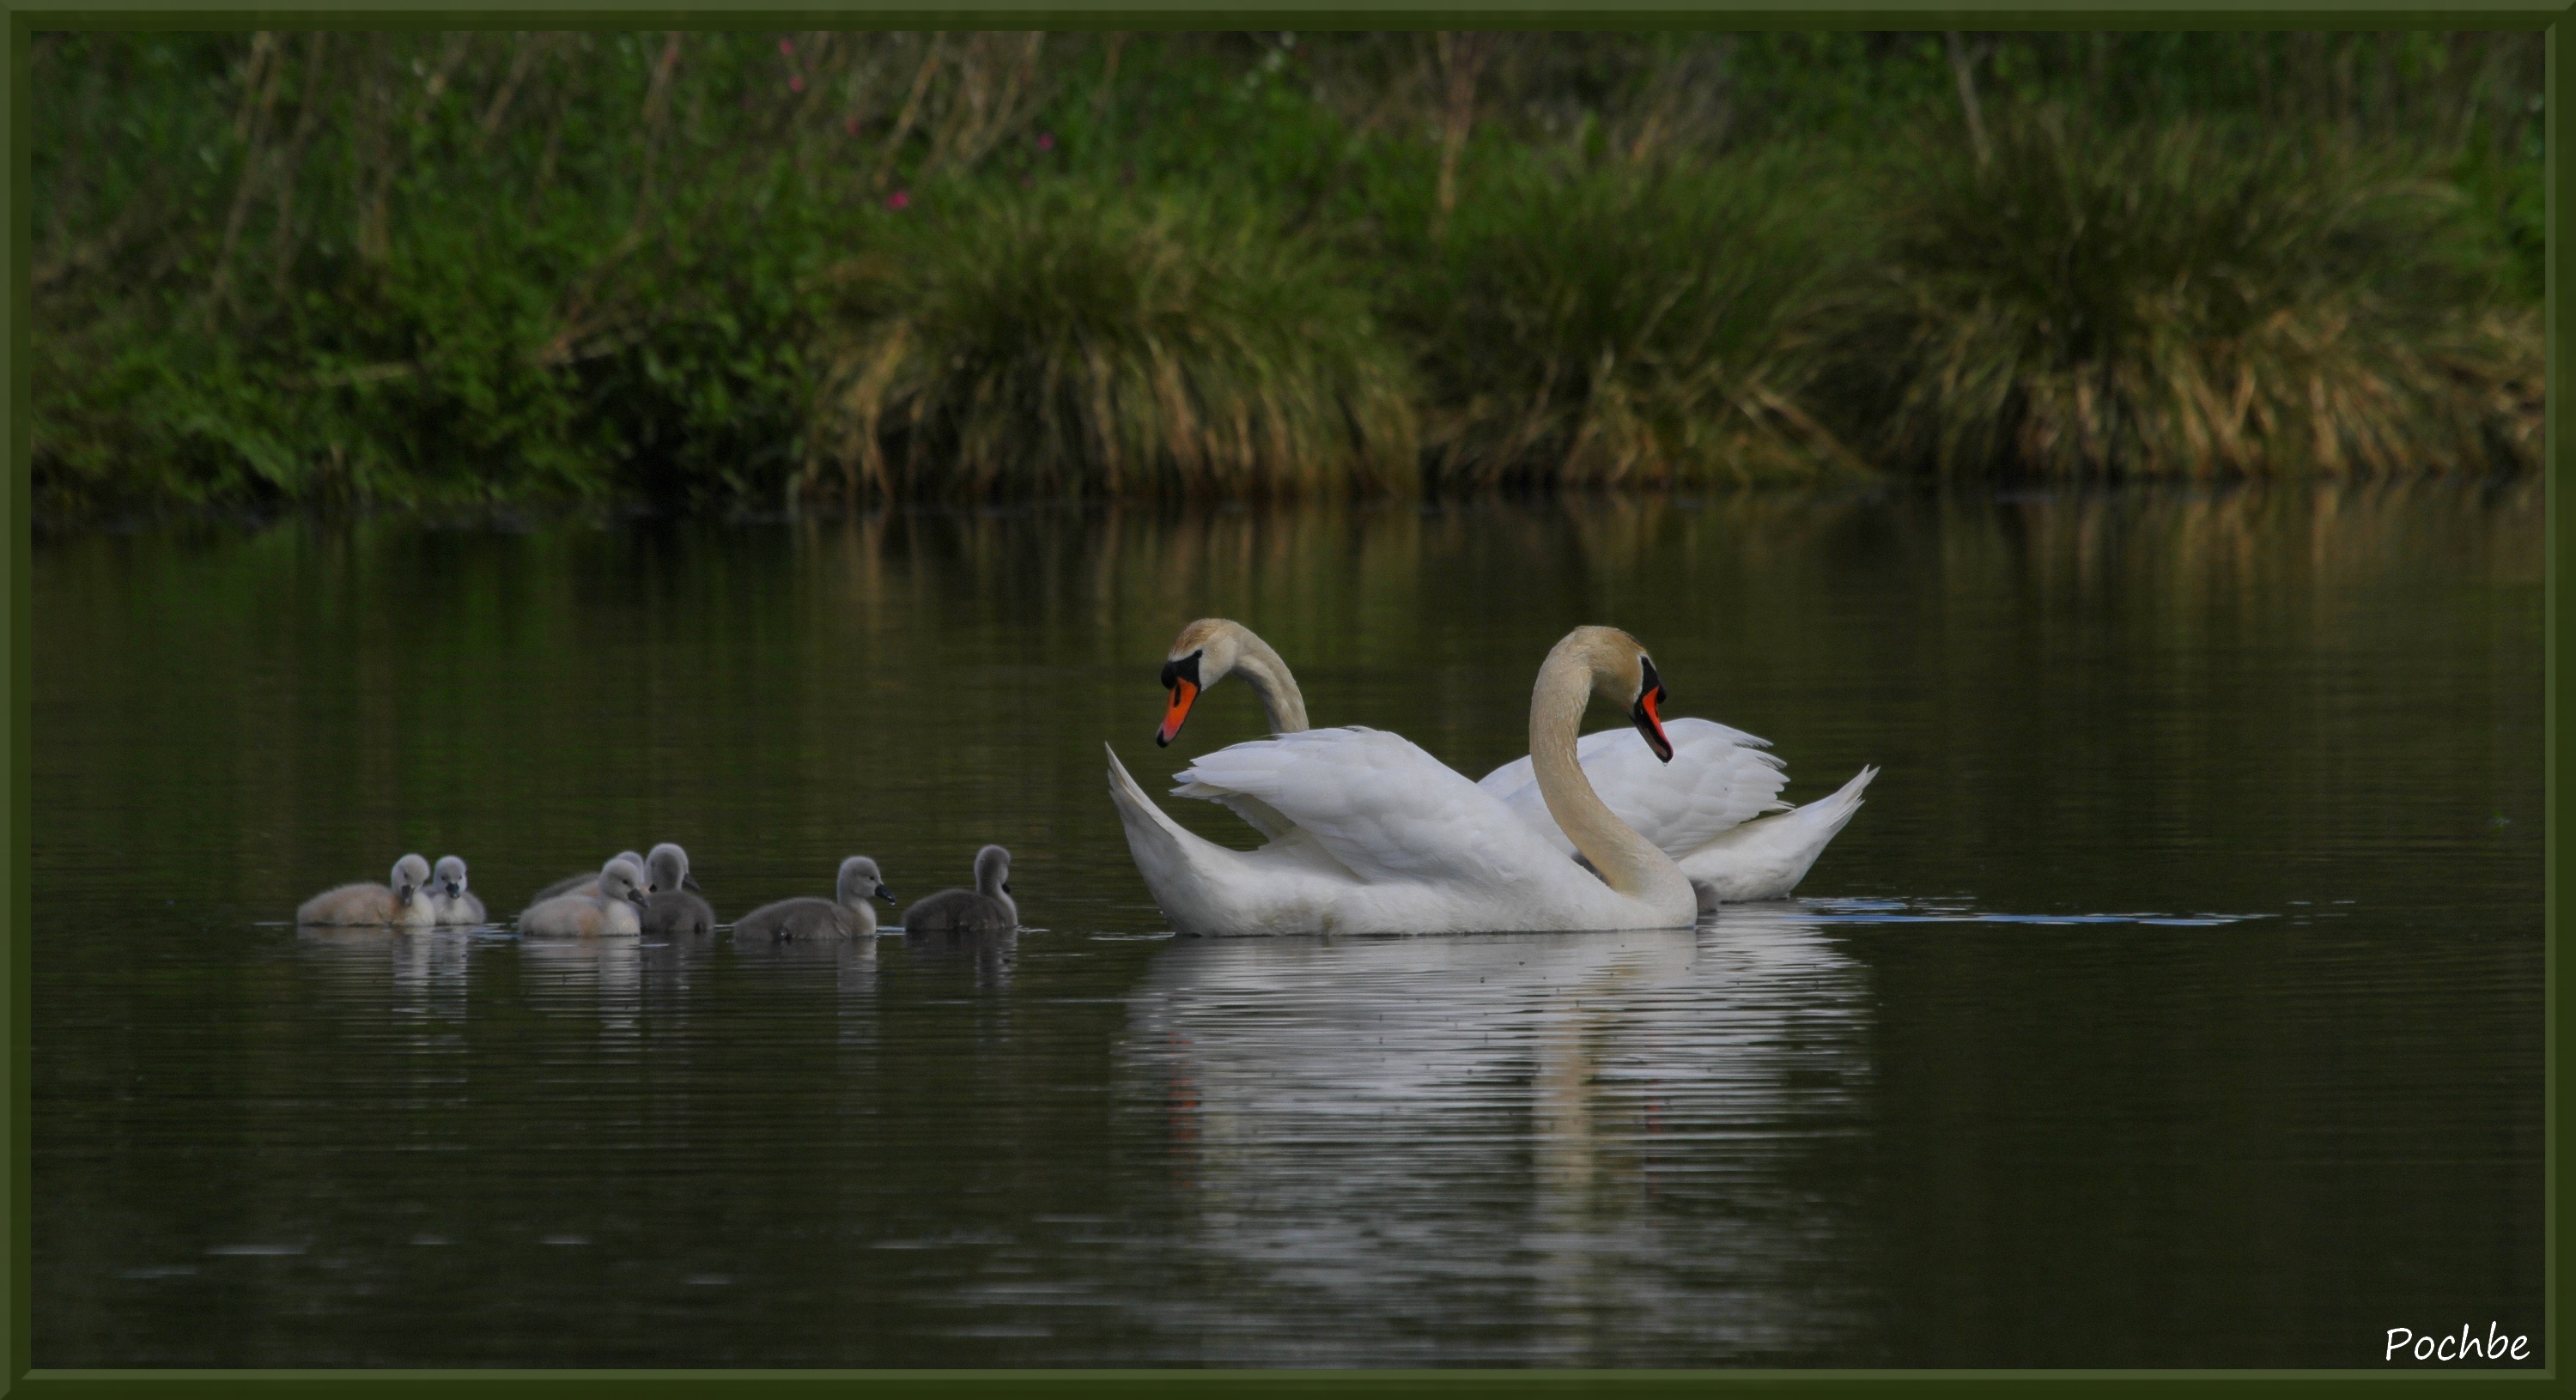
xmin=1151 ymin=616 xmax=1874 ymax=906
xmin=1158 ymin=618 xmax=1309 ymax=743
xmin=1526 ymin=631 xmax=1689 ymax=910
xmin=1110 ymin=625 xmax=1697 ymax=934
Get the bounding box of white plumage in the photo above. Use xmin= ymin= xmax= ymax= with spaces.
xmin=1112 ymin=627 xmax=1700 ymax=936
xmin=1477 ymin=716 xmax=1790 ymax=858
xmin=1151 ymin=619 xmax=1872 ymax=906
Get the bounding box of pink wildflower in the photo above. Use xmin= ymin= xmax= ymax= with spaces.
xmin=845 ymin=115 xmax=861 ymax=136
xmin=779 ymin=39 xmax=794 ymax=55
xmin=1036 ymin=131 xmax=1055 ymax=151
xmin=885 ymin=189 xmax=910 ymax=211
xmin=790 ymin=76 xmax=804 ymax=92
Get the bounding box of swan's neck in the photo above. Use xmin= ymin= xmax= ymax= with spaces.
xmin=977 ymin=868 xmax=1018 ymax=925
xmin=1528 ymin=655 xmax=1689 ymax=906
xmin=1228 ymin=633 xmax=1309 ymax=735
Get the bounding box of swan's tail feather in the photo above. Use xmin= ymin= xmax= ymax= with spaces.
xmin=1110 ymin=742 xmax=1246 ymax=934
xmin=1682 ymin=764 xmax=1878 ymax=907
xmin=1108 ymin=744 xmax=1193 ymax=871
xmin=1790 ymin=764 xmax=1876 ymax=833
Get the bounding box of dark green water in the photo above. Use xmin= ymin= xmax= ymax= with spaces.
xmin=33 ymin=484 xmax=2544 ymax=1368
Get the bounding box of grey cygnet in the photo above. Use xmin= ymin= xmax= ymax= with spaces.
xmin=732 ymin=857 xmax=894 ymax=939
xmin=640 ymin=842 xmax=715 ymax=936
xmin=902 ymin=845 xmax=1018 ymax=935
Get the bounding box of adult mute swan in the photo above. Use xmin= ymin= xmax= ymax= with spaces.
xmin=1151 ymin=617 xmax=1875 ymax=906
xmin=1109 ymin=626 xmax=1699 ymax=936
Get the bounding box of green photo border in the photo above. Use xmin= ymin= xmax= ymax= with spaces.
xmin=0 ymin=6 xmax=2561 ymax=1391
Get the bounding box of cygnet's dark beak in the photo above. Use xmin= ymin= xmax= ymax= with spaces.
xmin=683 ymin=872 xmax=702 ymax=893
xmin=1002 ymin=880 xmax=1013 ymax=894
xmin=874 ymin=883 xmax=896 ymax=904
xmin=446 ymin=879 xmax=464 ymax=898
xmin=397 ymin=884 xmax=415 ymax=906
xmin=628 ymin=888 xmax=649 ymax=907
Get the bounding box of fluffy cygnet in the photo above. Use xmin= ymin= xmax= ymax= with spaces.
xmin=732 ymin=857 xmax=894 ymax=940
xmin=530 ymin=850 xmax=645 ymax=905
xmin=640 ymin=842 xmax=715 ymax=937
xmin=518 ymin=858 xmax=649 ymax=936
xmin=901 ymin=845 xmax=1017 ymax=935
xmin=298 ymin=854 xmax=438 ymax=928
xmin=431 ymin=855 xmax=486 ymax=925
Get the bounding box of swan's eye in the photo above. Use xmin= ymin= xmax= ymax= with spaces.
xmin=1160 ymin=652 xmax=1203 ymax=691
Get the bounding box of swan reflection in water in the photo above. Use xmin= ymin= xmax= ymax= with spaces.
xmin=1118 ymin=904 xmax=1874 ymax=1365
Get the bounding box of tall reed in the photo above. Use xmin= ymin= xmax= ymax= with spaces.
xmin=1808 ymin=110 xmax=2541 ymax=478
xmin=1405 ymin=153 xmax=1868 ymax=491
xmin=804 ymin=185 xmax=1419 ymax=501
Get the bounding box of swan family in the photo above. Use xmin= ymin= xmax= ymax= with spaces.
xmin=297 ymin=620 xmax=1871 ymax=941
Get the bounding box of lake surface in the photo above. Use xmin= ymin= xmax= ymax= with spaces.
xmin=33 ymin=483 xmax=2544 ymax=1368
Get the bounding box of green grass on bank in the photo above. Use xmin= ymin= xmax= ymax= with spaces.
xmin=1812 ymin=110 xmax=2544 ymax=477
xmin=30 ymin=32 xmax=2547 ymax=514
xmin=1406 ymin=151 xmax=1868 ymax=489
xmin=805 ymin=188 xmax=1418 ymax=500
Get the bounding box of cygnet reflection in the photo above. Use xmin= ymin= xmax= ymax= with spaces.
xmin=902 ymin=926 xmax=1018 ymax=991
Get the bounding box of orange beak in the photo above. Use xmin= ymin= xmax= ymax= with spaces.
xmin=1157 ymin=679 xmax=1200 ymax=747
xmin=1631 ymin=680 xmax=1674 ymax=763
xmin=1638 ymin=684 xmax=1680 ymax=761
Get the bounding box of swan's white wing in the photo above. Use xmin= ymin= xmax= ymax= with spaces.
xmin=1172 ymin=727 xmax=1575 ymax=888
xmin=1480 ymin=717 xmax=1789 ymax=859
xmin=1683 ymin=765 xmax=1877 ymax=906
xmin=1206 ymin=792 xmax=1303 ymax=841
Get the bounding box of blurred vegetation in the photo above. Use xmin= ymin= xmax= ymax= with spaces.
xmin=30 ymin=30 xmax=2547 ymax=513
xmin=1813 ymin=109 xmax=2543 ymax=477
xmin=805 ymin=187 xmax=1419 ymax=500
xmin=1402 ymin=151 xmax=1868 ymax=488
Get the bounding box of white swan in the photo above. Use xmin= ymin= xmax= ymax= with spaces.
xmin=1152 ymin=617 xmax=1875 ymax=906
xmin=1109 ymin=626 xmax=1698 ymax=935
